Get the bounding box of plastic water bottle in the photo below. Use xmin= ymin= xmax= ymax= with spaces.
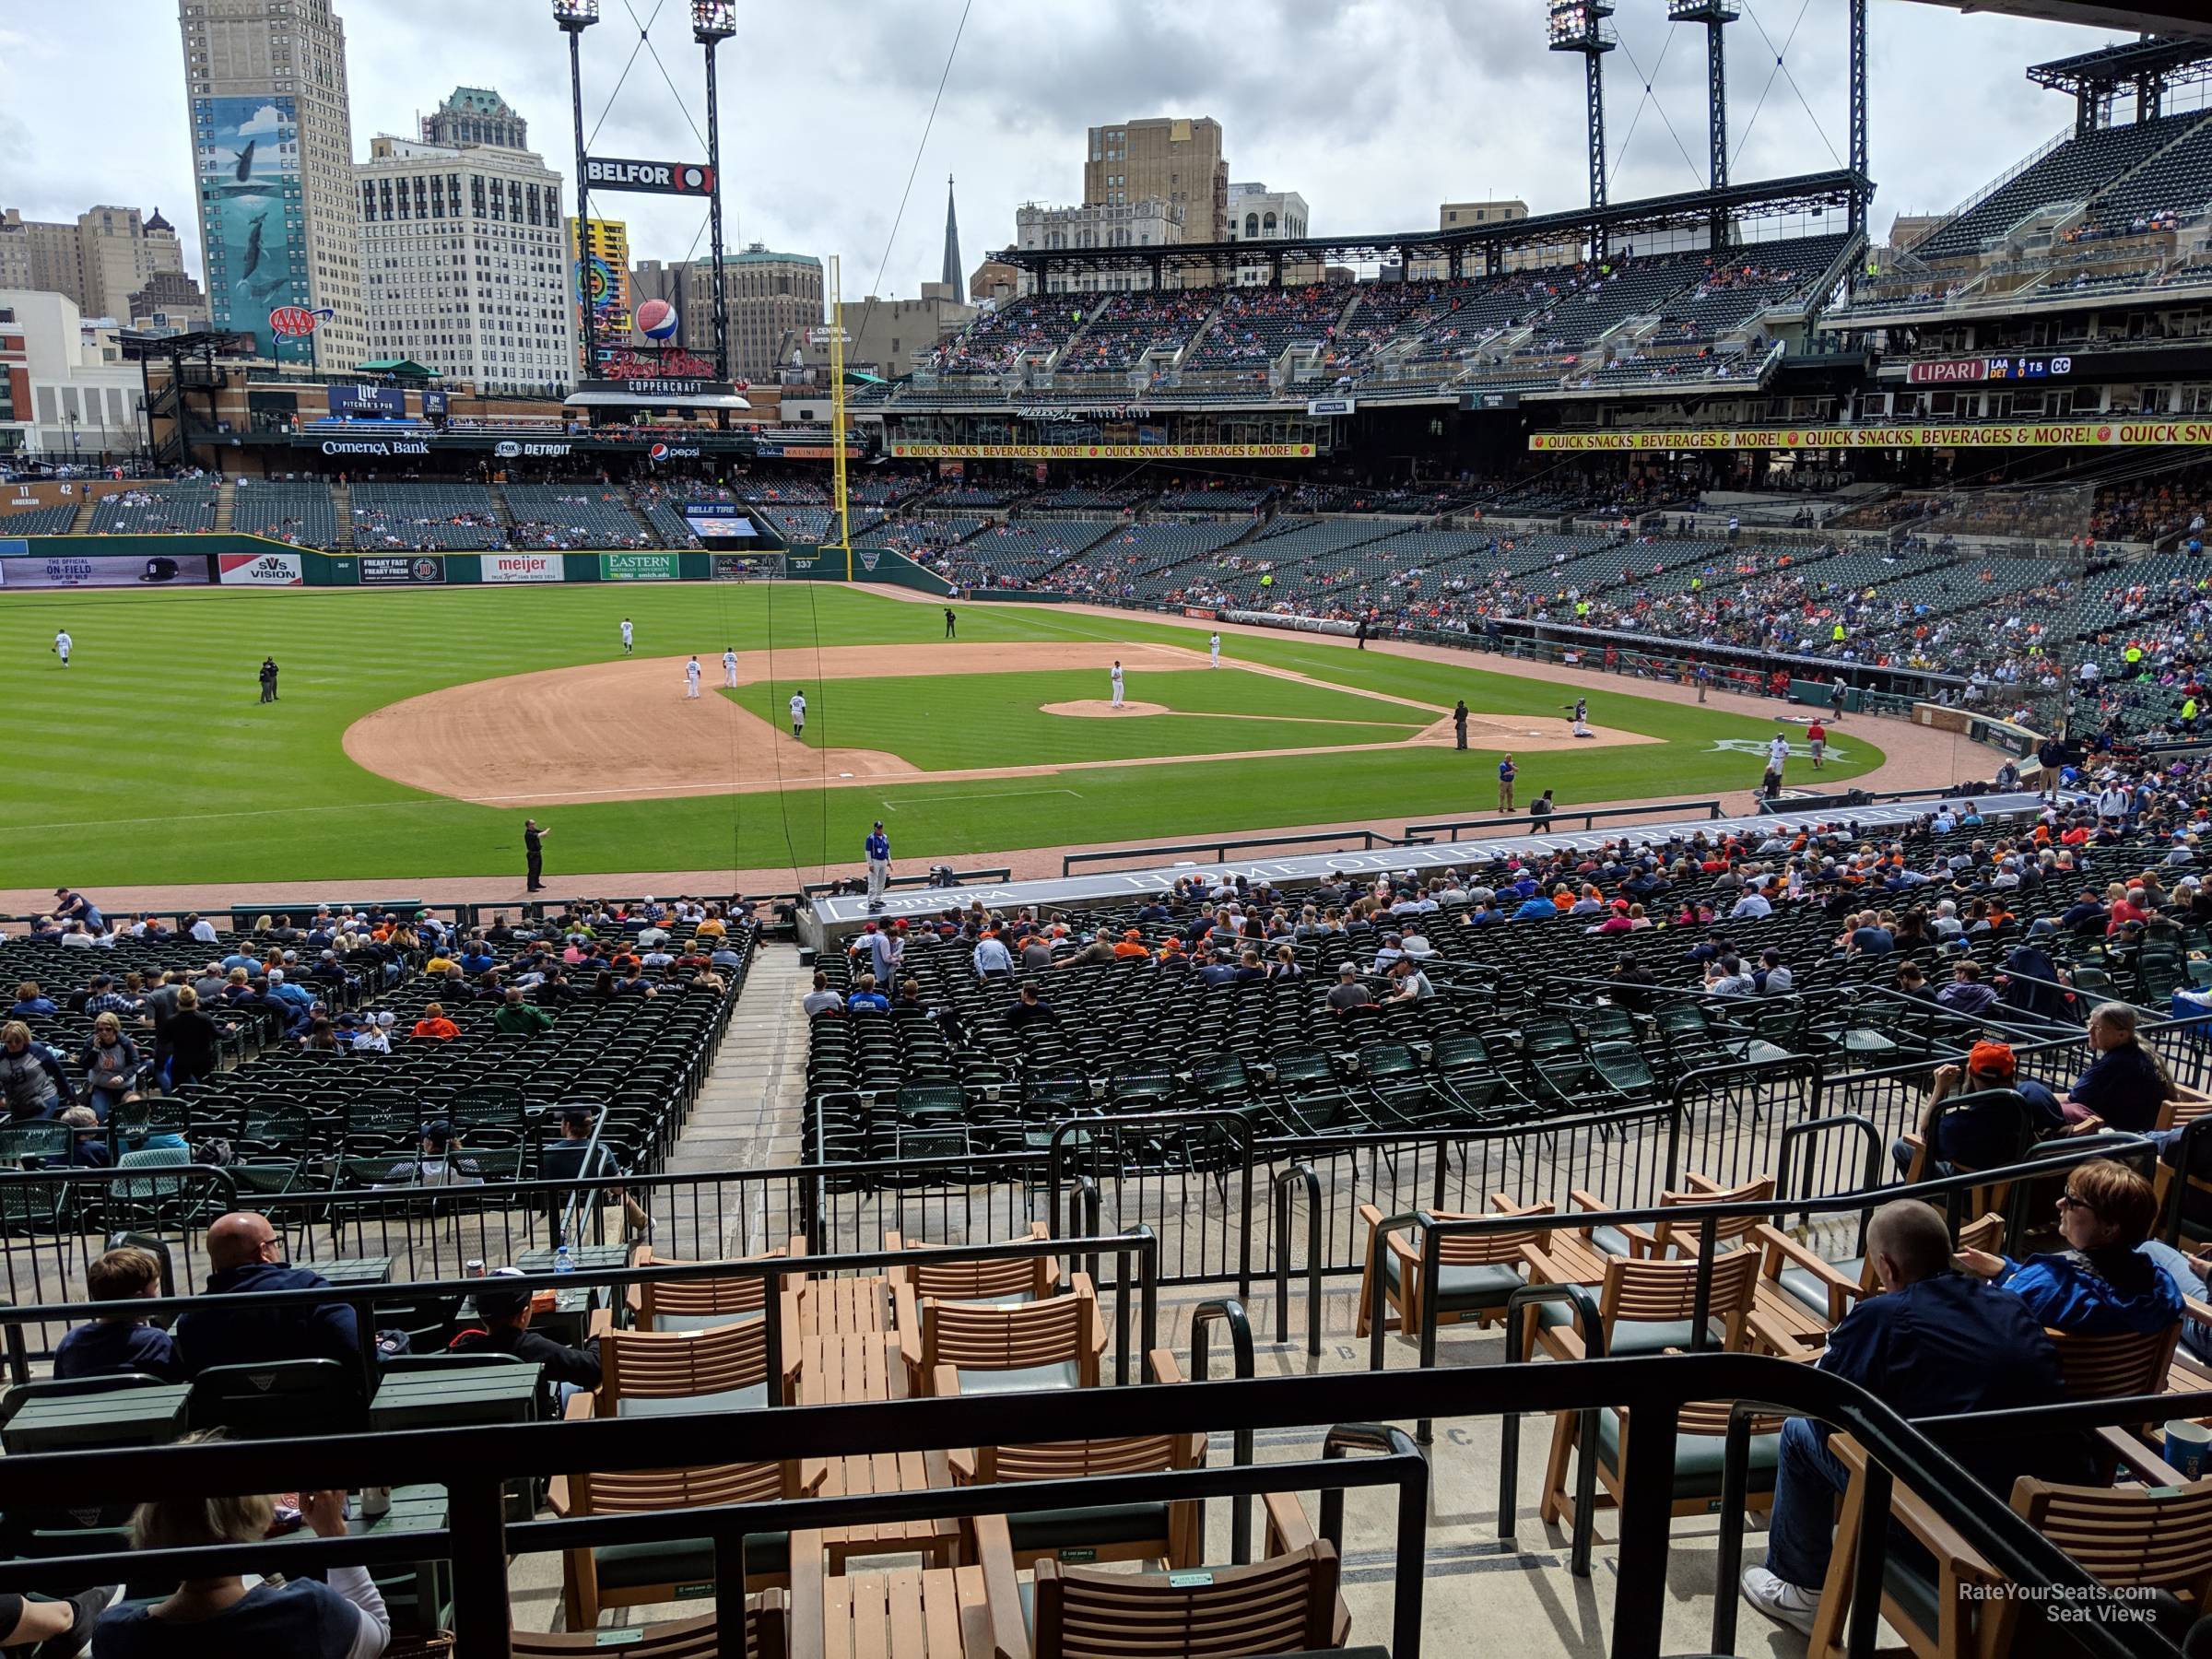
xmin=554 ymin=1244 xmax=574 ymax=1275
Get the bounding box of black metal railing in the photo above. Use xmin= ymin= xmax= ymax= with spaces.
xmin=1402 ymin=798 xmax=1725 ymax=841
xmin=0 ymin=1351 xmax=2170 ymax=1659
xmin=1061 ymin=827 xmax=1411 ymax=877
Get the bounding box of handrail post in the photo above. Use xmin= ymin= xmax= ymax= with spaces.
xmin=1365 ymin=1212 xmax=1425 ymax=1373
xmin=762 ymin=1264 xmax=784 ymax=1403
xmin=1688 ymin=1215 xmax=1715 ymax=1353
xmin=447 ymin=1474 xmax=512 ymax=1656
xmin=1847 ymin=1461 xmax=1893 ymax=1659
xmin=1612 ymin=1397 xmax=1681 ymax=1655
xmin=1270 ymin=1163 xmax=1320 ymax=1356
xmin=1499 ymin=1281 xmax=1603 ymax=1571
xmin=1416 ymin=1214 xmax=1443 ymax=1444
xmin=1710 ymin=1405 xmax=1758 ymax=1656
xmin=1189 ymin=1299 xmax=1256 ymax=1563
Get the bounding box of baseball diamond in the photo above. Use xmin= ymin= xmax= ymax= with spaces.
xmin=0 ymin=582 xmax=1889 ymax=896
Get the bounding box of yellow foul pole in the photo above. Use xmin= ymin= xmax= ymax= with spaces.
xmin=828 ymin=253 xmax=853 ymax=582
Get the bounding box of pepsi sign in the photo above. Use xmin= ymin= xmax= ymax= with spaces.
xmin=584 ymin=156 xmax=715 ymax=197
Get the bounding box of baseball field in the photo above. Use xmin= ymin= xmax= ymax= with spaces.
xmin=0 ymin=582 xmax=1883 ymax=889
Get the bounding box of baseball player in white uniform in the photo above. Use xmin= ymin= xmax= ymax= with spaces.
xmin=1209 ymin=632 xmax=1221 ymax=668
xmin=789 ymin=690 xmax=806 ymax=737
xmin=1768 ymin=733 xmax=1790 ymax=781
xmin=53 ymin=629 xmax=72 ymax=667
xmin=723 ymin=647 xmax=738 ymax=688
xmin=1110 ymin=661 xmax=1124 ymax=708
xmin=620 ymin=618 xmax=634 ymax=655
xmin=684 ymin=656 xmax=701 ymax=699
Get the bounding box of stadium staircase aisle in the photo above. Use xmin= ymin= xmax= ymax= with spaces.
xmin=65 ymin=498 xmax=96 ymax=535
xmin=488 ymin=480 xmax=513 ymax=537
xmin=662 ymin=939 xmax=806 ymax=1186
xmin=330 ymin=479 xmax=354 ymax=547
xmin=213 ymin=479 xmax=236 ymax=532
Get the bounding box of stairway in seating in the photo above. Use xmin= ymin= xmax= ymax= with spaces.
xmin=66 ymin=496 xmax=97 ymax=534
xmin=213 ymin=479 xmax=236 ymax=532
xmin=329 ymin=479 xmax=354 ymax=548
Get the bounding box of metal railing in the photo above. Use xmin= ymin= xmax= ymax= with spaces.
xmin=1401 ymin=798 xmax=1724 ymax=841
xmin=0 ymin=1347 xmax=2170 ymax=1659
xmin=1061 ymin=827 xmax=1411 ymax=877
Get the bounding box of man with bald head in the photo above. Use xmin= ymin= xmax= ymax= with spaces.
xmin=1741 ymin=1198 xmax=2071 ymax=1636
xmin=171 ymin=1211 xmax=361 ymax=1379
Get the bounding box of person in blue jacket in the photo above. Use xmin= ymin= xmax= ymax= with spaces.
xmin=172 ymin=1212 xmax=361 ymax=1379
xmin=1741 ymin=1199 xmax=2072 ymax=1637
xmin=1956 ymin=1158 xmax=2182 ymax=1335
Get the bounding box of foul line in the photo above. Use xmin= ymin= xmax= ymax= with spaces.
xmin=882 ymin=788 xmax=1082 ymax=808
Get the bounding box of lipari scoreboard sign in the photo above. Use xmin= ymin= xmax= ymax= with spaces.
xmin=1530 ymin=421 xmax=2212 ymax=452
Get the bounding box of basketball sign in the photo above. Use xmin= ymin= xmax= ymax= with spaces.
xmin=269 ymin=306 xmax=319 ymax=337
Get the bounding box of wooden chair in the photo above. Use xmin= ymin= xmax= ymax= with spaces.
xmin=886 ymin=1221 xmax=1060 ymax=1305
xmin=1806 ymin=1435 xmax=2212 ymax=1659
xmin=2050 ymin=1321 xmax=2183 ymax=1403
xmin=897 ymin=1274 xmax=1105 ymax=1397
xmin=789 ymin=1513 xmax=1024 ymax=1659
xmin=550 ymin=1456 xmax=819 ymax=1631
xmin=1896 ymin=1088 xmax=2042 ymax=1218
xmin=629 ymin=1239 xmax=806 ymax=1334
xmin=1534 ymin=1247 xmax=1767 ymax=1542
xmin=2153 ymin=1088 xmax=2212 ymax=1243
xmin=510 ymin=1594 xmax=786 ymax=1658
xmin=1757 ymin=1211 xmax=2006 ymax=1326
xmin=1570 ymin=1172 xmax=1774 ymax=1260
xmin=939 ymin=1348 xmax=1205 ymax=1571
xmin=585 ymin=1301 xmax=803 ymax=1417
xmin=1354 ymin=1195 xmax=1551 ymax=1339
xmin=994 ymin=1491 xmax=1352 ymax=1658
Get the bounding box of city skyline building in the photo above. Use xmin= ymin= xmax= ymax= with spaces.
xmin=178 ymin=0 xmax=369 ymax=368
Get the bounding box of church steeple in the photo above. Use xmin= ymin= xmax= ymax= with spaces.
xmin=940 ymin=174 xmax=963 ymax=293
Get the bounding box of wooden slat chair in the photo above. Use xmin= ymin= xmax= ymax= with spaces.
xmin=1576 ymin=1360 xmax=1810 ymax=1544
xmin=2153 ymin=1088 xmax=2212 ymax=1244
xmin=1570 ymin=1172 xmax=1775 ymax=1260
xmin=2050 ymin=1320 xmax=2184 ymax=1405
xmin=510 ymin=1594 xmax=786 ymax=1658
xmin=1354 ymin=1196 xmax=1553 ymax=1339
xmin=585 ymin=1300 xmax=803 ymax=1417
xmin=1534 ymin=1248 xmax=1766 ymax=1537
xmin=898 ymin=1274 xmax=1105 ymax=1398
xmin=629 ymin=1239 xmax=807 ymax=1335
xmin=1757 ymin=1212 xmax=2006 ymax=1326
xmin=550 ymin=1456 xmax=820 ymax=1630
xmin=993 ymin=1492 xmax=1352 ymax=1658
xmin=1805 ymin=1436 xmax=2212 ymax=1659
xmin=886 ymin=1221 xmax=1060 ymax=1307
xmin=1896 ymin=1088 xmax=2043 ymax=1218
xmin=938 ymin=1348 xmax=1205 ymax=1571
xmin=790 ymin=1513 xmax=1022 ymax=1659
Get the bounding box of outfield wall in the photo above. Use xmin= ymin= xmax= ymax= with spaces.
xmin=0 ymin=535 xmax=951 ymax=594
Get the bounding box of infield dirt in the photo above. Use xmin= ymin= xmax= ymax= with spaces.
xmin=342 ymin=639 xmax=1647 ymax=806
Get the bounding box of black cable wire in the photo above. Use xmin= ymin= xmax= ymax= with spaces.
xmin=1611 ymin=26 xmax=1705 ymax=194
xmin=583 ymin=0 xmax=665 ymax=153
xmin=851 ymin=0 xmax=975 ymax=354
xmin=622 ymin=0 xmax=712 ymax=155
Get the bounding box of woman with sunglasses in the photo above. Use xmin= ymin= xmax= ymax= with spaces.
xmin=1955 ymin=1159 xmax=2181 ymax=1335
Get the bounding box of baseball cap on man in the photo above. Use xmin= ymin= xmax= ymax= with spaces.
xmin=475 ymin=1266 xmax=533 ymax=1321
xmin=1966 ymin=1041 xmax=2017 ymax=1080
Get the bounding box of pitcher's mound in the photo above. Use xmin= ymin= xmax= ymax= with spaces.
xmin=1042 ymin=699 xmax=1168 ymax=718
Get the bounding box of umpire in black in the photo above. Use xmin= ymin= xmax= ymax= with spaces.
xmin=524 ymin=818 xmax=549 ymax=892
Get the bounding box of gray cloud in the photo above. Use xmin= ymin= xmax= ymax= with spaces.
xmin=0 ymin=1 xmax=2126 ymax=304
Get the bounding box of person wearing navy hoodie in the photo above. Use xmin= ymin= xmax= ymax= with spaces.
xmin=55 ymin=1246 xmax=182 ymax=1381
xmin=172 ymin=1212 xmax=360 ymax=1378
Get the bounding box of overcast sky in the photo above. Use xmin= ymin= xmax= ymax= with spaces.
xmin=0 ymin=0 xmax=2136 ymax=300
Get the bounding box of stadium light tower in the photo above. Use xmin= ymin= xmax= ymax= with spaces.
xmin=1547 ymin=3 xmax=1617 ymax=256
xmin=553 ymin=0 xmax=601 ymax=386
xmin=1667 ymin=0 xmax=1736 ymax=247
xmin=693 ymin=1 xmax=736 ymax=383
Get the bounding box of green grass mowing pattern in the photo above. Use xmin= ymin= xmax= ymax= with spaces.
xmin=726 ymin=667 xmax=1426 ymax=770
xmin=0 ymin=583 xmax=1883 ymax=886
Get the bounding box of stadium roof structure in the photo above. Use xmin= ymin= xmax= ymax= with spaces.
xmin=2027 ymin=35 xmax=2212 ymax=90
xmin=992 ymin=169 xmax=1868 ymax=281
xmin=1900 ymin=2 xmax=2212 ymax=39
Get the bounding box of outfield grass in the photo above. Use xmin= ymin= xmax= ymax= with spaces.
xmin=726 ymin=667 xmax=1427 ymax=768
xmin=0 ymin=583 xmax=1883 ymax=887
